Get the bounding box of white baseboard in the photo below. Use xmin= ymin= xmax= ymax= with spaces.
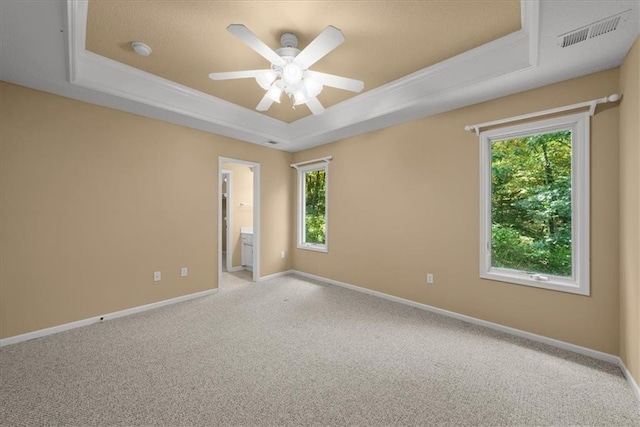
xmin=259 ymin=270 xmax=295 ymax=282
xmin=228 ymin=266 xmax=244 ymax=273
xmin=619 ymin=359 xmax=640 ymax=403
xmin=0 ymin=288 xmax=217 ymax=347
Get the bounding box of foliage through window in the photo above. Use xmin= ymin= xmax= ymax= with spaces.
xmin=479 ymin=113 xmax=590 ymax=295
xmin=491 ymin=130 xmax=572 ymax=276
xmin=297 ymin=162 xmax=328 ymax=251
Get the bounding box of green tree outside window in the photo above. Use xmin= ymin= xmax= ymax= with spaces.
xmin=304 ymin=169 xmax=326 ymax=244
xmin=491 ymin=130 xmax=572 ymax=276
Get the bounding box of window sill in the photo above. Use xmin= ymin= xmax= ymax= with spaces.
xmin=481 ymin=269 xmax=588 ymax=296
xmin=297 ymin=244 xmax=328 ymax=253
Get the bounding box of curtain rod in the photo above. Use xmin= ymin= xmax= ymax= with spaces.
xmin=464 ymin=93 xmax=621 ymax=136
xmin=290 ymin=156 xmax=333 ymax=169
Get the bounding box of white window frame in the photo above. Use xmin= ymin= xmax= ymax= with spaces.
xmin=479 ymin=112 xmax=590 ymax=296
xmin=297 ymin=162 xmax=328 ymax=253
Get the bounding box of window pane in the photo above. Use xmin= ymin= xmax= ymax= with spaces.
xmin=491 ymin=130 xmax=572 ymax=277
xmin=305 ymin=169 xmax=326 ymax=244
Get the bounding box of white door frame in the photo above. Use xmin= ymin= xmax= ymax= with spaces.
xmin=218 ymin=157 xmax=260 ymax=285
xmin=221 ymin=169 xmax=232 ymax=273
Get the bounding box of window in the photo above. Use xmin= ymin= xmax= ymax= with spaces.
xmin=479 ymin=113 xmax=589 ymax=295
xmin=297 ymin=162 xmax=328 ymax=252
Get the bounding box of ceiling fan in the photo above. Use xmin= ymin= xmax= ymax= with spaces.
xmin=208 ymin=25 xmax=364 ymax=115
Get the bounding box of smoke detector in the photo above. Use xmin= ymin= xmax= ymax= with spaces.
xmin=131 ymin=41 xmax=152 ymax=56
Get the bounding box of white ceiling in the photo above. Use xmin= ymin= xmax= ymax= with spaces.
xmin=1 ymin=1 xmax=638 ymax=153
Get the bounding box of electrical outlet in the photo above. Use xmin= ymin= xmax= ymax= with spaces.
xmin=181 ymin=267 xmax=188 ymax=277
xmin=281 ymin=251 xmax=286 ymax=258
xmin=154 ymin=271 xmax=161 ymax=282
xmin=427 ymin=274 xmax=434 ymax=284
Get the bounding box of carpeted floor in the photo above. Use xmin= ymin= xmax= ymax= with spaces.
xmin=1 ymin=274 xmax=639 ymax=426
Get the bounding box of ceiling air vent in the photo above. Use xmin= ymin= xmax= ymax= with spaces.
xmin=558 ymin=9 xmax=630 ymax=48
xmin=265 ymin=140 xmax=279 ymax=145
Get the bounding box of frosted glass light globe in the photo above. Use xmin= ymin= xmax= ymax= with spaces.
xmin=283 ymin=63 xmax=303 ymax=85
xmin=303 ymin=77 xmax=323 ymax=98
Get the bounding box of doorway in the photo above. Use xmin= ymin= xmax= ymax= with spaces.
xmin=221 ymin=170 xmax=231 ymax=273
xmin=218 ymin=157 xmax=260 ymax=287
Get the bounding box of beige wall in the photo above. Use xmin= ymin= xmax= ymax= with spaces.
xmin=221 ymin=162 xmax=254 ymax=268
xmin=292 ymin=69 xmax=621 ymax=354
xmin=0 ymin=82 xmax=293 ymax=339
xmin=619 ymin=37 xmax=640 ymax=384
xmin=0 ymin=61 xmax=632 ymax=360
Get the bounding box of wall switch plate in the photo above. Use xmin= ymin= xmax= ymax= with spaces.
xmin=427 ymin=274 xmax=434 ymax=284
xmin=181 ymin=267 xmax=188 ymax=277
xmin=281 ymin=251 xmax=286 ymax=258
xmin=154 ymin=271 xmax=161 ymax=282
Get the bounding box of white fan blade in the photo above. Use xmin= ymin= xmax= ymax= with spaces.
xmin=295 ymin=26 xmax=345 ymax=69
xmin=256 ymin=93 xmax=275 ymax=112
xmin=305 ymin=97 xmax=325 ymax=115
xmin=227 ymin=24 xmax=285 ymax=67
xmin=307 ymin=71 xmax=364 ymax=93
xmin=208 ymin=69 xmax=273 ymax=81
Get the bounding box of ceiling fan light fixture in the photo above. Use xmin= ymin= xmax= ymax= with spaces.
xmin=255 ymin=70 xmax=277 ymax=90
xmin=303 ymin=77 xmax=323 ymax=98
xmin=208 ymin=25 xmax=363 ymax=115
xmin=265 ymin=83 xmax=283 ymax=103
xmin=283 ymin=63 xmax=303 ymax=85
xmin=293 ymin=90 xmax=308 ymax=105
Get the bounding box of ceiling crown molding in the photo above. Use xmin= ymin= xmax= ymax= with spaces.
xmin=65 ymin=1 xmax=288 ymax=146
xmin=65 ymin=0 xmax=539 ymax=152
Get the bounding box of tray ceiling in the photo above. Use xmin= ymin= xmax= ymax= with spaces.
xmin=2 ymin=1 xmax=637 ymax=152
xmin=85 ymin=0 xmax=521 ymax=122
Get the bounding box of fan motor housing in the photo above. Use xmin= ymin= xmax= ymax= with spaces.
xmin=275 ymin=33 xmax=301 ymax=65
xmin=280 ymin=32 xmax=299 ymax=48
xmin=275 ymin=47 xmax=300 ymax=60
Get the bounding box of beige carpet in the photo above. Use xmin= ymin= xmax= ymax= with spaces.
xmin=1 ymin=274 xmax=639 ymax=426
